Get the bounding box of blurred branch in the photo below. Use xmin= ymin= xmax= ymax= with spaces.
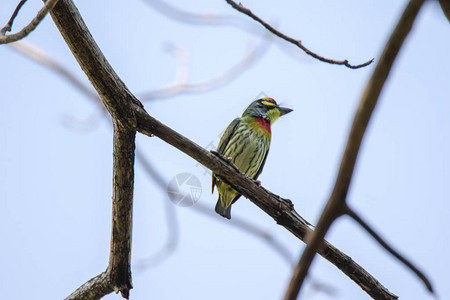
xmin=284 ymin=1 xmax=430 ymax=299
xmin=10 ymin=41 xmax=101 ymax=103
xmin=225 ymin=0 xmax=373 ymax=69
xmin=143 ymin=0 xmax=310 ymax=63
xmin=0 ymin=0 xmax=60 ymax=44
xmin=11 ymin=41 xmax=107 ymax=131
xmin=345 ymin=206 xmax=433 ymax=293
xmin=439 ymin=0 xmax=450 ymax=21
xmin=133 ymin=149 xmax=180 ymax=271
xmin=139 ymin=32 xmax=272 ymax=101
xmin=144 ymin=0 xmax=246 ymax=27
xmin=47 ymin=0 xmax=396 ymax=298
xmin=134 ymin=148 xmax=296 ymax=267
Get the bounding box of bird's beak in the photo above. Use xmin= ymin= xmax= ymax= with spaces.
xmin=278 ymin=106 xmax=293 ymax=116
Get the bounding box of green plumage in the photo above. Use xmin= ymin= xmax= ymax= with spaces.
xmin=212 ymin=98 xmax=293 ymax=219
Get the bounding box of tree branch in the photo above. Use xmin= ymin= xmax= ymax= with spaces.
xmin=65 ymin=271 xmax=113 ymax=300
xmin=107 ymin=123 xmax=136 ymax=298
xmin=225 ymin=0 xmax=373 ymax=69
xmin=133 ymin=107 xmax=397 ymax=300
xmin=48 ymin=0 xmax=397 ymax=298
xmin=0 ymin=0 xmax=60 ymax=44
xmin=284 ymin=1 xmax=428 ymax=299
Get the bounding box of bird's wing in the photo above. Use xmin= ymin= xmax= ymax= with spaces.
xmin=212 ymin=118 xmax=241 ymax=193
xmin=253 ymin=147 xmax=270 ymax=180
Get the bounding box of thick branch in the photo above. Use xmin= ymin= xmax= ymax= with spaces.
xmin=0 ymin=0 xmax=60 ymax=44
xmin=48 ymin=0 xmax=143 ymax=128
xmin=65 ymin=272 xmax=113 ymax=300
xmin=225 ymin=0 xmax=373 ymax=69
xmin=107 ymin=123 xmax=136 ymax=298
xmin=49 ymin=0 xmax=396 ymax=298
xmin=284 ymin=1 xmax=427 ymax=299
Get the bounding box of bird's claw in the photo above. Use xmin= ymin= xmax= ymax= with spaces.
xmin=210 ymin=150 xmax=240 ymax=172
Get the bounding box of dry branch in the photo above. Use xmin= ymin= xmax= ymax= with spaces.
xmin=48 ymin=0 xmax=396 ymax=298
xmin=284 ymin=1 xmax=429 ymax=299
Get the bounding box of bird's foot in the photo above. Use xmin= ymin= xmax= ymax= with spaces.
xmin=254 ymin=180 xmax=261 ymax=186
xmin=210 ymin=150 xmax=240 ymax=172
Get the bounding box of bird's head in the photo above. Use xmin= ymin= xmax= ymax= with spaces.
xmin=242 ymin=98 xmax=293 ymax=125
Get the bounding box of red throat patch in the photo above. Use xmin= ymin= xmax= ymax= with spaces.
xmin=253 ymin=117 xmax=271 ymax=134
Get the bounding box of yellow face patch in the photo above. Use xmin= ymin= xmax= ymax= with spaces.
xmin=261 ymin=100 xmax=276 ymax=107
xmin=266 ymin=108 xmax=281 ymax=125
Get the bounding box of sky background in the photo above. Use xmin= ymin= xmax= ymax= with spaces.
xmin=1 ymin=0 xmax=449 ymax=299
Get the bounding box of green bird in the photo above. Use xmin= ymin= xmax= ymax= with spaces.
xmin=212 ymin=97 xmax=293 ymax=219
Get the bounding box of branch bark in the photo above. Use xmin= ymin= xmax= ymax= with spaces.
xmin=284 ymin=1 xmax=428 ymax=299
xmin=48 ymin=0 xmax=397 ymax=299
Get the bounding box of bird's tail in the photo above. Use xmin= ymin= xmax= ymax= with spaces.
xmin=215 ymin=196 xmax=231 ymax=219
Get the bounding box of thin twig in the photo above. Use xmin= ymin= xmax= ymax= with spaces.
xmin=283 ymin=1 xmax=428 ymax=299
xmin=225 ymin=0 xmax=373 ymax=69
xmin=0 ymin=0 xmax=60 ymax=44
xmin=345 ymin=206 xmax=433 ymax=293
xmin=0 ymin=0 xmax=28 ymax=35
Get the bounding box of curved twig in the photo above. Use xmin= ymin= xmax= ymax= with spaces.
xmin=225 ymin=0 xmax=373 ymax=69
xmin=0 ymin=0 xmax=60 ymax=44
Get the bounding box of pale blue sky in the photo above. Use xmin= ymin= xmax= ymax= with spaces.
xmin=1 ymin=1 xmax=449 ymax=299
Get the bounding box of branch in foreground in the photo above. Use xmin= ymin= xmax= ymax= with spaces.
xmin=0 ymin=0 xmax=60 ymax=44
xmin=345 ymin=206 xmax=433 ymax=293
xmin=49 ymin=0 xmax=396 ymax=298
xmin=225 ymin=0 xmax=373 ymax=69
xmin=284 ymin=1 xmax=428 ymax=299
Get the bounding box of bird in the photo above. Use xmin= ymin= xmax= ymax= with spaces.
xmin=212 ymin=97 xmax=293 ymax=219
